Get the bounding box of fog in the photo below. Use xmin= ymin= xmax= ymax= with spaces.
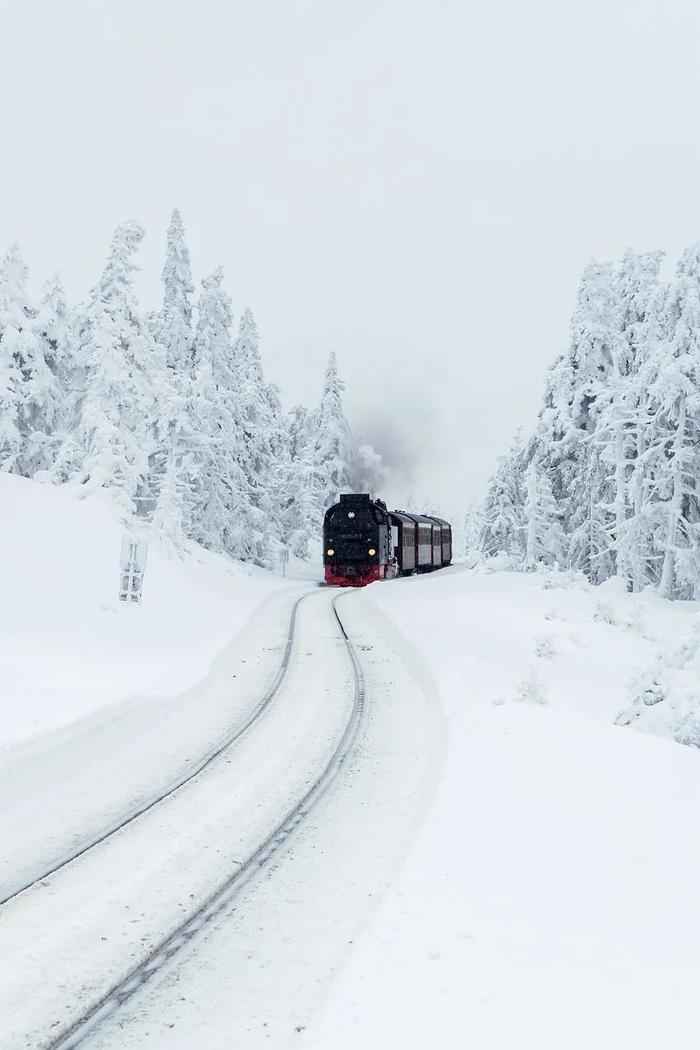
xmin=3 ymin=0 xmax=700 ymax=521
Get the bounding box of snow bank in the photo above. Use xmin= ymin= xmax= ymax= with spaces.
xmin=0 ymin=473 xmax=285 ymax=746
xmin=308 ymin=565 xmax=700 ymax=1050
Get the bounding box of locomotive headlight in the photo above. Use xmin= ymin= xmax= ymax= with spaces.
xmin=327 ymin=548 xmax=335 ymax=556
xmin=368 ymin=547 xmax=376 ymax=556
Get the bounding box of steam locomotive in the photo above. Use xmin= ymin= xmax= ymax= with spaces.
xmin=323 ymin=493 xmax=452 ymax=587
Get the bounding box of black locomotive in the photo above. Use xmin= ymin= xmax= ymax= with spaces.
xmin=323 ymin=493 xmax=452 ymax=587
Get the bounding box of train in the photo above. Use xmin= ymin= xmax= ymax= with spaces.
xmin=323 ymin=493 xmax=452 ymax=587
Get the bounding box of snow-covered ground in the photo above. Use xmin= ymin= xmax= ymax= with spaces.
xmin=1 ymin=589 xmax=361 ymax=1049
xmin=77 ymin=587 xmax=445 ymax=1049
xmin=5 ymin=475 xmax=700 ymax=1050
xmin=307 ymin=566 xmax=700 ymax=1049
xmin=0 ymin=472 xmax=287 ymax=746
xmin=0 ymin=472 xmax=302 ymax=903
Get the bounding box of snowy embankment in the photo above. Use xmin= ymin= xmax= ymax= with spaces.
xmin=308 ymin=566 xmax=700 ymax=1050
xmin=0 ymin=472 xmax=299 ymax=900
xmin=0 ymin=472 xmax=286 ymax=746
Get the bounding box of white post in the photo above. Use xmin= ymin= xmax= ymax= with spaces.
xmin=119 ymin=535 xmax=149 ymax=603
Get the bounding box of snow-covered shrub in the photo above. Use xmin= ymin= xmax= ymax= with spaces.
xmin=593 ymin=601 xmax=617 ymax=626
xmin=517 ymin=666 xmax=549 ymax=705
xmin=617 ymin=623 xmax=700 ymax=749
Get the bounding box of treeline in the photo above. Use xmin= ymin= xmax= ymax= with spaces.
xmin=0 ymin=210 xmax=384 ymax=565
xmin=472 ymin=244 xmax=700 ymax=599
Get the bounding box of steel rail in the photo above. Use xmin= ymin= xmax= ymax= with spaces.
xmin=0 ymin=591 xmax=313 ymax=909
xmin=47 ymin=592 xmax=364 ymax=1050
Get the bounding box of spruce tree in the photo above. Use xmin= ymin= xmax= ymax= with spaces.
xmin=0 ymin=244 xmax=67 ymax=477
xmin=151 ymin=209 xmax=200 ymax=539
xmin=190 ymin=270 xmax=267 ymax=563
xmin=524 ymin=459 xmax=563 ymax=571
xmin=158 ymin=207 xmax=195 ymax=374
xmin=280 ymin=404 xmax=315 ymax=558
xmin=0 ymin=244 xmax=32 ymax=473
xmin=478 ymin=437 xmax=526 ymax=560
xmin=647 ymin=260 xmax=700 ymax=598
xmin=30 ymin=274 xmax=77 ymax=476
xmin=308 ymin=351 xmax=355 ymax=512
xmin=70 ymin=221 xmax=155 ymax=511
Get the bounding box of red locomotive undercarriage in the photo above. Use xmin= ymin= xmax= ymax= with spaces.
xmin=323 ymin=564 xmax=393 ymax=587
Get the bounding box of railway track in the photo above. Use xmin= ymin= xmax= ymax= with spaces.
xmin=46 ymin=591 xmax=365 ymax=1050
xmin=0 ymin=591 xmax=312 ymax=909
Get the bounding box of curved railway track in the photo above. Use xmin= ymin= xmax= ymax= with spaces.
xmin=0 ymin=591 xmax=313 ymax=909
xmin=47 ymin=591 xmax=365 ymax=1050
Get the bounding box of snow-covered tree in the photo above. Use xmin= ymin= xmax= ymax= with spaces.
xmin=463 ymin=500 xmax=483 ymax=555
xmin=188 ymin=269 xmax=268 ymax=563
xmin=68 ymin=221 xmax=157 ymax=511
xmin=646 ymin=262 xmax=700 ymax=599
xmin=288 ymin=404 xmax=309 ymax=461
xmin=0 ymin=244 xmax=32 ymax=472
xmin=599 ymin=251 xmax=665 ymax=589
xmin=478 ymin=437 xmax=526 ymax=560
xmin=232 ymin=309 xmax=279 ymax=524
xmin=29 ymin=274 xmax=78 ymax=476
xmin=158 ymin=207 xmax=195 ymax=375
xmin=0 ymin=245 xmax=67 ymax=477
xmin=523 ymin=459 xmax=563 ymax=570
xmin=308 ymin=351 xmax=355 ymax=511
xmin=476 ymin=241 xmax=700 ymax=600
xmin=149 ymin=211 xmax=201 ymax=539
xmin=277 ymin=405 xmax=315 ymax=558
xmin=0 ymin=213 xmax=386 ymax=574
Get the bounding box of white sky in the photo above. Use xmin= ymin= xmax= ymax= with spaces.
xmin=3 ymin=0 xmax=700 ymax=518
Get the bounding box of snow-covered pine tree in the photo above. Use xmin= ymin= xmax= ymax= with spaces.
xmin=0 ymin=244 xmax=32 ymax=473
xmin=189 ymin=269 xmax=267 ymax=563
xmin=551 ymin=261 xmax=619 ymax=579
xmin=590 ymin=252 xmax=658 ymax=588
xmin=0 ymin=244 xmax=65 ymax=477
xmin=158 ymin=208 xmax=195 ymax=375
xmin=463 ymin=499 xmax=483 ymax=555
xmin=149 ymin=366 xmax=203 ymax=542
xmin=279 ymin=404 xmax=315 ymax=558
xmin=232 ymin=308 xmax=280 ymax=529
xmin=523 ymin=458 xmax=563 ymax=570
xmin=288 ymin=404 xmax=309 ymax=461
xmin=479 ymin=242 xmax=700 ymax=599
xmin=30 ymin=274 xmax=77 ymax=477
xmin=308 ymin=351 xmax=355 ymax=513
xmin=477 ymin=436 xmax=526 ymax=561
xmin=258 ymin=377 xmax=299 ymax=559
xmin=644 ymin=253 xmax=700 ymax=599
xmin=68 ymin=221 xmax=157 ymax=512
xmin=150 ymin=210 xmax=201 ymax=540
xmin=606 ymin=250 xmax=664 ymax=590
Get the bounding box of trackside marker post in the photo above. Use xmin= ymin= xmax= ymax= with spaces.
xmin=119 ymin=536 xmax=148 ymax=603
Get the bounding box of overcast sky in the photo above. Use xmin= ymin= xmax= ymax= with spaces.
xmin=3 ymin=0 xmax=700 ymax=519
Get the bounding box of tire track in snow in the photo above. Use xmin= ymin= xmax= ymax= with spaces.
xmin=0 ymin=591 xmax=313 ymax=909
xmin=46 ymin=592 xmax=365 ymax=1050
